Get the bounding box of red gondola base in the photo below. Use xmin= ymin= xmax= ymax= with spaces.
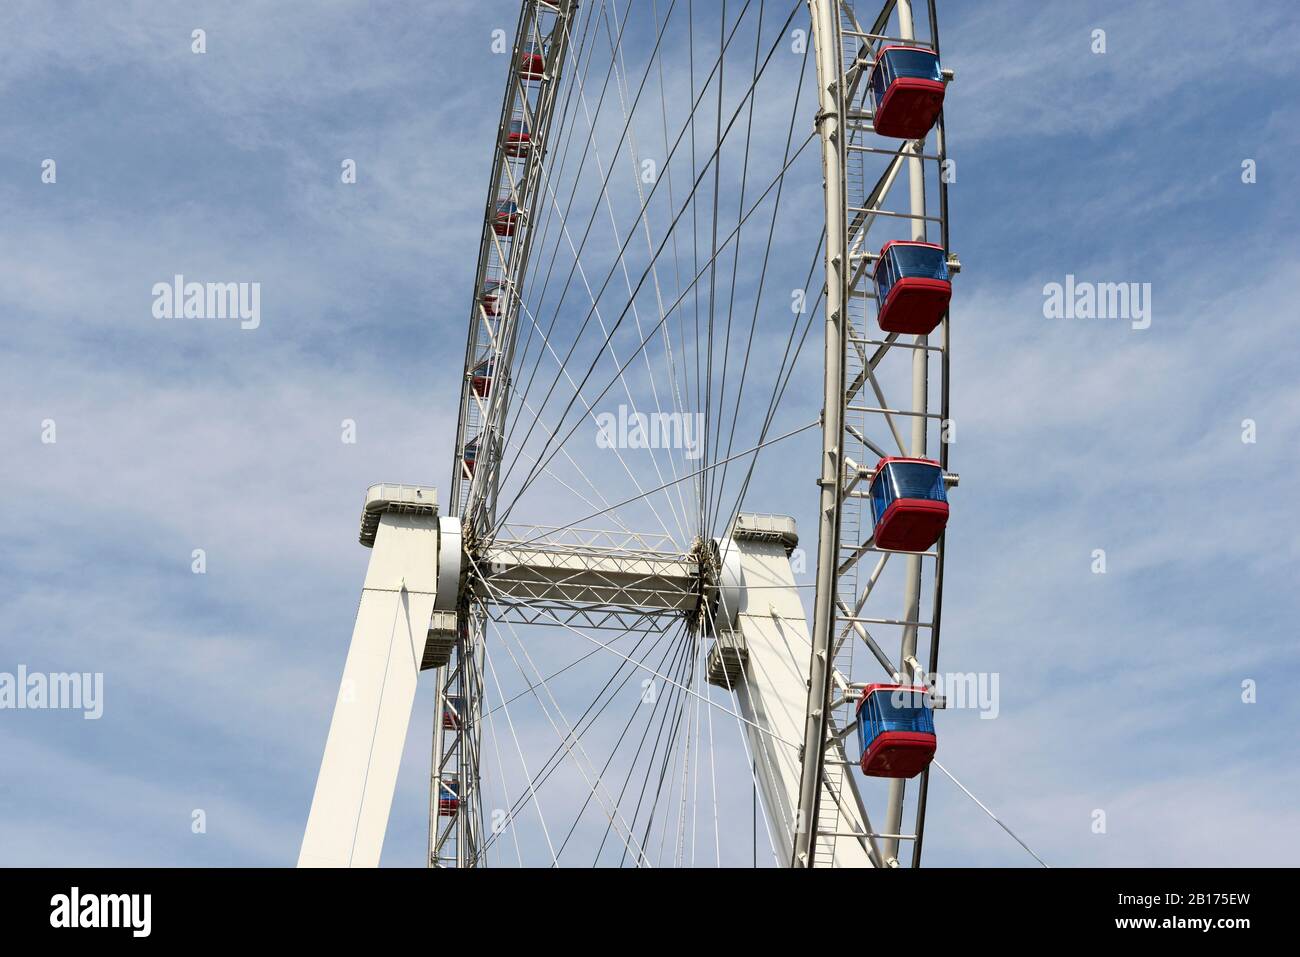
xmin=520 ymin=53 xmax=545 ymax=79
xmin=505 ymin=133 xmax=531 ymax=157
xmin=877 ymin=276 xmax=950 ymax=335
xmin=873 ymin=497 xmax=948 ymax=552
xmin=859 ymin=730 xmax=936 ymax=778
xmin=442 ymin=711 xmax=462 ymax=731
xmin=873 ymin=77 xmax=945 ymax=140
xmin=438 ymin=797 xmax=460 ymax=816
xmin=493 ymin=216 xmax=517 ymax=237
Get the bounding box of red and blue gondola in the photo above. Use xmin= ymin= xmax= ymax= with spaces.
xmin=505 ymin=117 xmax=531 ymax=157
xmin=856 ymin=683 xmax=936 ymax=779
xmin=438 ymin=780 xmax=460 ymax=816
xmin=442 ymin=695 xmax=464 ymax=731
xmin=874 ymin=240 xmax=951 ymax=335
xmin=493 ymin=199 xmax=520 ymax=236
xmin=868 ymin=456 xmax=948 ymax=552
xmin=519 ymin=41 xmax=546 ymax=79
xmin=480 ymin=279 xmax=504 ymax=317
xmin=868 ymin=45 xmax=945 ymax=140
xmin=470 ymin=357 xmax=497 ymax=397
xmin=462 ymin=436 xmax=480 ymax=477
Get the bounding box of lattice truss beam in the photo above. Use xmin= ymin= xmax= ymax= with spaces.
xmin=450 ymin=0 xmax=581 ymax=531
xmin=792 ymin=0 xmax=956 ymax=869
xmin=433 ymin=0 xmax=583 ymax=870
xmin=476 ymin=525 xmax=702 ymax=629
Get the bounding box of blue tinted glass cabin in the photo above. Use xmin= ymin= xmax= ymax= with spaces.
xmin=870 ymin=61 xmax=888 ymax=105
xmin=888 ymin=245 xmax=948 ymax=281
xmin=871 ymin=690 xmax=935 ymax=734
xmin=509 ymin=119 xmax=528 ymax=134
xmin=882 ymin=49 xmax=942 ymax=83
xmin=875 ymin=253 xmax=899 ymax=303
xmin=858 ymin=693 xmax=882 ymax=751
xmin=869 ymin=471 xmax=895 ymax=524
xmin=886 ymin=462 xmax=946 ymax=502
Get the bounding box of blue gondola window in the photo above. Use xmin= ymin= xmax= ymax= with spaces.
xmin=859 ymin=688 xmax=936 ymax=753
xmin=876 ymin=245 xmax=948 ymax=303
xmin=871 ymin=48 xmax=943 ymax=107
xmin=870 ymin=461 xmax=946 ymax=525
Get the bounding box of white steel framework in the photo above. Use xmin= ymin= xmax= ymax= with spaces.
xmin=300 ymin=0 xmax=962 ymax=869
xmin=795 ymin=0 xmax=956 ymax=868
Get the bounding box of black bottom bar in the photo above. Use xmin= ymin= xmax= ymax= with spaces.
xmin=0 ymin=867 xmax=1280 ymax=943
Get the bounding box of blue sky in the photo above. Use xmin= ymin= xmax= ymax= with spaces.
xmin=1 ymin=0 xmax=1298 ymax=867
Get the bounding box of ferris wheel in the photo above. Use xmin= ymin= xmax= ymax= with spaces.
xmin=299 ymin=0 xmax=962 ymax=869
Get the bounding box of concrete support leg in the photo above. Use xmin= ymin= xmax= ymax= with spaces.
xmin=299 ymin=512 xmax=441 ymax=867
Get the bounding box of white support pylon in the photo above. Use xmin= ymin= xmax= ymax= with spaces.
xmin=299 ymin=485 xmax=443 ymax=868
xmin=719 ymin=517 xmax=875 ymax=868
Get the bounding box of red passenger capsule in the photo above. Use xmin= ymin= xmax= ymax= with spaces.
xmin=874 ymin=241 xmax=951 ymax=335
xmin=438 ymin=779 xmax=460 ymax=816
xmin=868 ymin=45 xmax=945 ymax=139
xmin=868 ymin=457 xmax=949 ymax=552
xmin=856 ymin=684 xmax=936 ymax=779
xmin=519 ymin=42 xmax=545 ymax=80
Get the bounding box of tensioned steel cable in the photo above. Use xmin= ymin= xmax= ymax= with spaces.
xmin=473 ymin=619 xmax=675 ymax=862
xmin=503 ymin=137 xmax=821 ymax=538
xmin=507 ymin=0 xmax=608 ymax=378
xmin=594 ymin=0 xmax=698 ymax=544
xmin=646 ymin=0 xmax=697 ymax=540
xmin=688 ymin=0 xmax=703 ymax=539
xmin=492 ymin=0 xmax=798 ymax=519
xmin=506 ymin=419 xmax=819 ymax=549
xmin=708 ymin=15 xmax=810 ymax=535
xmin=932 ymin=760 xmax=1049 ymax=868
xmin=551 ymin=623 xmax=689 ymax=860
xmin=497 ymin=0 xmax=704 ymax=474
xmin=610 ymin=622 xmax=697 ymax=866
xmin=495 ymin=0 xmax=750 ymax=521
xmin=481 ymin=624 xmax=658 ymax=719
xmin=700 ymin=0 xmax=729 ymax=539
xmin=494 ymin=619 xmax=652 ymax=865
xmin=493 ymin=126 xmax=818 ymax=531
xmin=481 ymin=590 xmax=803 ymax=749
xmin=692 ymin=565 xmax=786 ymax=866
xmin=595 ymin=626 xmax=695 ymax=864
xmin=481 ymin=631 xmax=559 ymax=864
xmin=507 ymin=0 xmax=675 ymax=486
xmin=503 ymin=286 xmax=685 ymax=544
xmin=475 ymin=617 xmax=681 ymax=859
xmin=712 ymin=233 xmax=826 ymax=541
xmin=497 ymin=0 xmax=679 ymax=516
xmin=491 ymin=201 xmax=816 ymax=553
xmin=705 ymin=0 xmax=769 ymax=529
xmin=642 ymin=633 xmax=700 ymax=866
